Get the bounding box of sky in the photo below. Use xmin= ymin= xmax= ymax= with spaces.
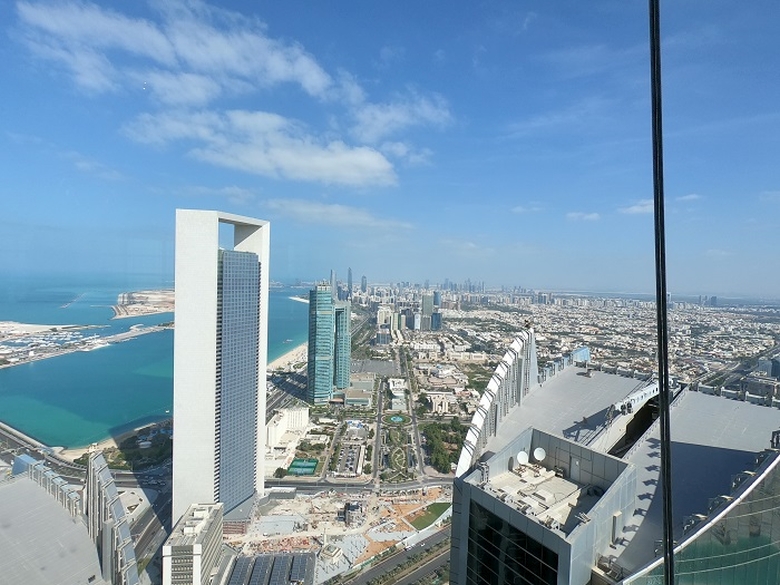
xmin=1 ymin=1 xmax=779 ymax=296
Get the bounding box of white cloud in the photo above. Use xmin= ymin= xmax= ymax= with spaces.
xmin=124 ymin=109 xmax=396 ymax=186
xmin=507 ymin=96 xmax=613 ymax=136
xmin=522 ymin=12 xmax=537 ymax=31
xmin=17 ymin=0 xmax=451 ymax=186
xmin=131 ymin=70 xmax=223 ymax=106
xmin=619 ymin=199 xmax=653 ymax=214
xmin=512 ymin=204 xmax=541 ymax=214
xmin=61 ymin=150 xmax=124 ymax=180
xmin=380 ymin=142 xmax=432 ymax=165
xmin=182 ymin=185 xmax=257 ymax=205
xmin=566 ymin=212 xmax=600 ymax=221
xmin=352 ymin=91 xmax=451 ymax=143
xmin=676 ymin=193 xmax=702 ymax=202
xmin=759 ymin=191 xmax=780 ymax=202
xmin=265 ymin=199 xmax=411 ymax=229
xmin=17 ymin=0 xmax=331 ymax=98
xmin=439 ymin=238 xmax=496 ymax=257
xmin=379 ymin=45 xmax=405 ymax=66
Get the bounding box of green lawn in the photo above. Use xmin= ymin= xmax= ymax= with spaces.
xmin=409 ymin=502 xmax=452 ymax=530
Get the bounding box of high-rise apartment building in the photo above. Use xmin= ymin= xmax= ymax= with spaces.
xmin=334 ymin=301 xmax=351 ymax=389
xmin=307 ymin=284 xmax=335 ymax=404
xmin=307 ymin=284 xmax=351 ymax=403
xmin=173 ymin=210 xmax=269 ymax=523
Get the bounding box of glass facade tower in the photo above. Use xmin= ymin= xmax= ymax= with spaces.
xmin=307 ymin=284 xmax=335 ymax=404
xmin=307 ymin=285 xmax=351 ymax=403
xmin=215 ymin=249 xmax=260 ymax=512
xmin=334 ymin=301 xmax=351 ymax=389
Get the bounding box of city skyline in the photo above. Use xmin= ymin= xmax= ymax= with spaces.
xmin=2 ymin=1 xmax=780 ymax=296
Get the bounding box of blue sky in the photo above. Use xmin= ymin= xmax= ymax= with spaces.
xmin=2 ymin=1 xmax=779 ymax=295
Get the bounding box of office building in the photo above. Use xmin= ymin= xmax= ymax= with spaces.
xmin=162 ymin=503 xmax=223 ymax=585
xmin=307 ymin=283 xmax=351 ymax=403
xmin=451 ymin=331 xmax=780 ymax=585
xmin=347 ymin=267 xmax=353 ymax=299
xmin=86 ymin=453 xmax=140 ymax=585
xmin=361 ymin=275 xmax=367 ymax=293
xmin=173 ymin=210 xmax=270 ymax=523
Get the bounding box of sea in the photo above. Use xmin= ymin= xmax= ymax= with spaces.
xmin=0 ymin=274 xmax=309 ymax=448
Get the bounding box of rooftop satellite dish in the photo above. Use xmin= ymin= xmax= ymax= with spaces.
xmin=517 ymin=450 xmax=529 ymax=465
xmin=533 ymin=447 xmax=547 ymax=462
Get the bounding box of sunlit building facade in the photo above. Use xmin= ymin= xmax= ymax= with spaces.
xmin=173 ymin=210 xmax=270 ymax=523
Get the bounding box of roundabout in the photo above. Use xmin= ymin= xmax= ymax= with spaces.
xmin=382 ymin=413 xmax=411 ymax=425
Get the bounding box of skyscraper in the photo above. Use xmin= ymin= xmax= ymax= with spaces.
xmin=173 ymin=209 xmax=269 ymax=523
xmin=347 ymin=267 xmax=353 ymax=299
xmin=307 ymin=284 xmax=351 ymax=403
xmin=307 ymin=284 xmax=335 ymax=404
xmin=334 ymin=301 xmax=351 ymax=389
xmin=361 ymin=275 xmax=367 ymax=293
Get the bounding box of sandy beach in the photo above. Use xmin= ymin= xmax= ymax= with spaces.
xmin=267 ymin=342 xmax=308 ymax=371
xmin=56 ymin=429 xmax=138 ymax=462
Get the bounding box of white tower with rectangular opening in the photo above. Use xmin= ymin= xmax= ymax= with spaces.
xmin=173 ymin=209 xmax=270 ymax=524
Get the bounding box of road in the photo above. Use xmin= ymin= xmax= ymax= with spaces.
xmin=345 ymin=527 xmax=450 ymax=585
xmin=395 ymin=549 xmax=449 ymax=585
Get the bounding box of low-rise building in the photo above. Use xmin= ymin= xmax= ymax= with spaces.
xmin=162 ymin=503 xmax=223 ymax=585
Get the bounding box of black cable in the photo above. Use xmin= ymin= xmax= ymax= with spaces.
xmin=648 ymin=0 xmax=675 ymax=583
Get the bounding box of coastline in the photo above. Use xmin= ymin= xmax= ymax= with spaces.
xmin=267 ymin=342 xmax=308 ymax=371
xmin=0 ymin=323 xmax=168 ymax=370
xmin=111 ymin=289 xmax=174 ymax=320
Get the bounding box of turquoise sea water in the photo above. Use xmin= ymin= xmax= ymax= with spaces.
xmin=0 ymin=275 xmax=308 ymax=447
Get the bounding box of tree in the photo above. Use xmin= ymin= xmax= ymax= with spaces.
xmin=273 ymin=467 xmax=288 ymax=478
xmin=363 ymin=463 xmax=372 ymax=474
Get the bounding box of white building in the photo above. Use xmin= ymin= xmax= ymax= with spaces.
xmin=173 ymin=210 xmax=270 ymax=523
xmin=266 ymin=407 xmax=310 ymax=448
xmin=162 ymin=503 xmax=223 ymax=585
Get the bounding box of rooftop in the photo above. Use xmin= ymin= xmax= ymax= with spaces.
xmin=487 ymin=364 xmax=647 ymax=455
xmin=484 ymin=462 xmax=601 ymax=535
xmin=0 ymin=476 xmax=107 ymax=585
xmin=614 ymin=389 xmax=780 ymax=574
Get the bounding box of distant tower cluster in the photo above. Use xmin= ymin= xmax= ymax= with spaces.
xmin=172 ymin=209 xmax=270 ymax=523
xmin=307 ymin=283 xmax=351 ymax=404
